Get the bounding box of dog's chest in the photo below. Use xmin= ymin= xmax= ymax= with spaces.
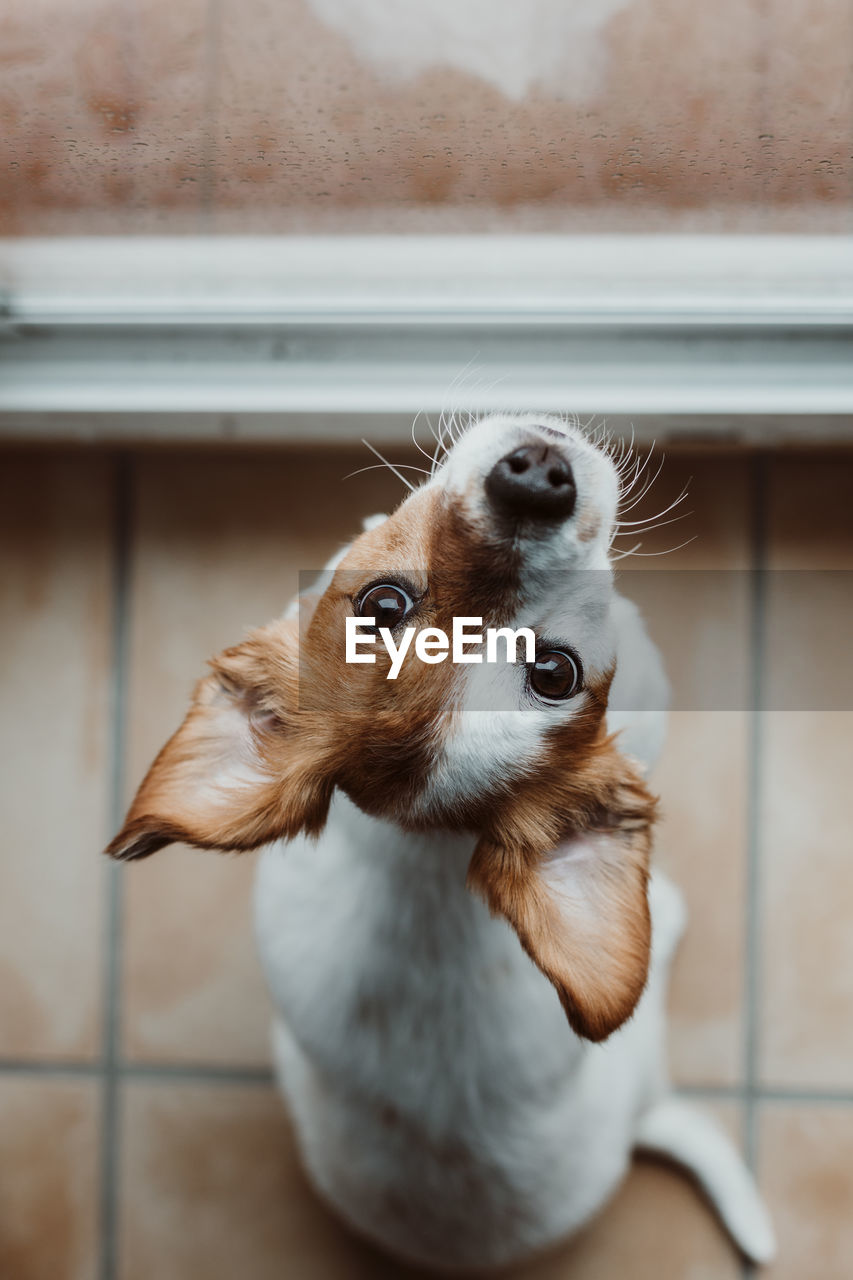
xmin=253 ymin=801 xmax=637 ymax=1268
xmin=254 ymin=803 xmax=578 ymax=1123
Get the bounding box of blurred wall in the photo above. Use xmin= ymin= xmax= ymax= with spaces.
xmin=1 ymin=0 xmax=851 ymax=235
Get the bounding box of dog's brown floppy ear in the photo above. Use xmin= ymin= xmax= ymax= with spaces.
xmin=468 ymin=776 xmax=654 ymax=1043
xmin=106 ymin=622 xmax=332 ymax=862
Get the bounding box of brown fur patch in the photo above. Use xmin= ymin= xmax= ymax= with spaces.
xmin=295 ymin=483 xmax=529 ymax=824
xmin=106 ymin=620 xmax=335 ymax=861
xmin=468 ymin=736 xmax=656 ymax=1041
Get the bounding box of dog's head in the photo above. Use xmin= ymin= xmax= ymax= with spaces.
xmin=107 ymin=414 xmax=656 ymax=1040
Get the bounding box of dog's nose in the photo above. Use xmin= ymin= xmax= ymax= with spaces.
xmin=485 ymin=444 xmax=576 ymax=521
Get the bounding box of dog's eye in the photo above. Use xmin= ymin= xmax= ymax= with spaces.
xmin=356 ymin=582 xmax=414 ymax=629
xmin=529 ymin=649 xmax=583 ymax=701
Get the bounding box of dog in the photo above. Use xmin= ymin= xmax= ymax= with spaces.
xmin=107 ymin=413 xmax=775 ymax=1271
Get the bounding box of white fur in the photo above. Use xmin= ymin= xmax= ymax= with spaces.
xmin=636 ymin=1097 xmax=776 ymax=1264
xmin=414 ymin=414 xmax=624 ymax=817
xmin=257 ymin=816 xmax=775 ymax=1269
xmin=254 ymin=415 xmax=774 ymax=1269
xmin=440 ymin=412 xmax=618 ymax=576
xmin=256 ymin=805 xmax=661 ymax=1270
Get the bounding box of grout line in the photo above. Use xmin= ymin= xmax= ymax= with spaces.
xmin=98 ymin=452 xmax=133 ymax=1280
xmin=0 ymin=1061 xmax=104 ymax=1077
xmin=677 ymin=1082 xmax=853 ymax=1107
xmin=745 ymin=455 xmax=769 ymax=1145
xmin=0 ymin=1060 xmax=274 ymax=1085
xmin=742 ymin=453 xmax=769 ymax=1280
xmin=676 ymin=1083 xmax=747 ymax=1101
xmin=757 ymin=1088 xmax=853 ymax=1106
xmin=5 ymin=1060 xmax=851 ymax=1104
xmin=117 ymin=1063 xmax=276 ymax=1085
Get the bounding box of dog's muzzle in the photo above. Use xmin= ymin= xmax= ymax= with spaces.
xmin=485 ymin=442 xmax=577 ymax=523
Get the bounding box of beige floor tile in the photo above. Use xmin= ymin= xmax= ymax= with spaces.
xmin=121 ymin=449 xmax=412 ymax=1064
xmin=615 ymin=451 xmax=753 ymax=571
xmin=617 ymin=456 xmax=752 ymax=1087
xmin=119 ymin=1083 xmax=744 ymax=1279
xmin=505 ymin=1101 xmax=745 ymax=1280
xmin=0 ymin=456 xmax=112 ymax=1059
xmin=758 ymin=1102 xmax=853 ymax=1280
xmin=118 ymin=1081 xmax=412 ymax=1280
xmin=654 ymin=710 xmax=749 ymax=1087
xmin=0 ymin=1075 xmax=99 ymax=1280
xmin=758 ymin=708 xmax=853 ymax=1090
xmin=520 ymin=1162 xmax=741 ymax=1279
xmin=758 ymin=456 xmax=853 ymax=1089
xmin=764 ymin=456 xmax=853 ymax=569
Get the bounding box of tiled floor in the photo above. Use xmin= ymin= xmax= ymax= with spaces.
xmin=1 ymin=444 xmax=851 ymax=1279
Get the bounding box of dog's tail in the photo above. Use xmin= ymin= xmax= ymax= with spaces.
xmin=635 ymin=1096 xmax=775 ymax=1264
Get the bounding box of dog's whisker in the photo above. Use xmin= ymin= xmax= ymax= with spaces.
xmin=587 ymin=416 xmax=611 ymax=453
xmin=610 ymin=541 xmax=644 ymax=561
xmin=616 ymin=507 xmax=691 ymax=536
xmin=421 ymin=411 xmax=443 ymax=449
xmin=437 ymin=412 xmax=451 ymax=458
xmin=616 ymin=448 xmax=645 ymax=494
xmin=618 ymin=451 xmax=667 ymax=514
xmin=425 ymin=411 xmax=451 ymax=476
xmin=359 ymin=439 xmax=417 ymax=492
xmin=612 ymin=511 xmax=692 ymax=539
xmin=617 ymin=476 xmax=656 ymax=517
xmin=615 ymin=488 xmax=691 ymax=528
xmin=618 ymin=480 xmax=688 ymax=537
xmin=623 ymin=440 xmax=657 ymax=494
xmin=610 ymin=425 xmax=637 ymax=477
xmin=616 ymin=535 xmax=698 ymax=558
xmin=344 ymin=463 xmax=431 ymax=483
xmin=610 ymin=447 xmax=685 ymax=553
xmin=438 ymin=358 xmax=485 ymax=444
xmin=410 ymin=410 xmax=439 ymax=468
xmin=454 ymin=369 xmax=508 ymax=425
xmin=422 ymin=412 xmax=449 ymax=473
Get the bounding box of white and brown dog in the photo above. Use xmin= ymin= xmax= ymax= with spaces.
xmin=107 ymin=414 xmax=774 ymax=1271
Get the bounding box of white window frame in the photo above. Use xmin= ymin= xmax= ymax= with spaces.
xmin=1 ymin=235 xmax=852 ymax=444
